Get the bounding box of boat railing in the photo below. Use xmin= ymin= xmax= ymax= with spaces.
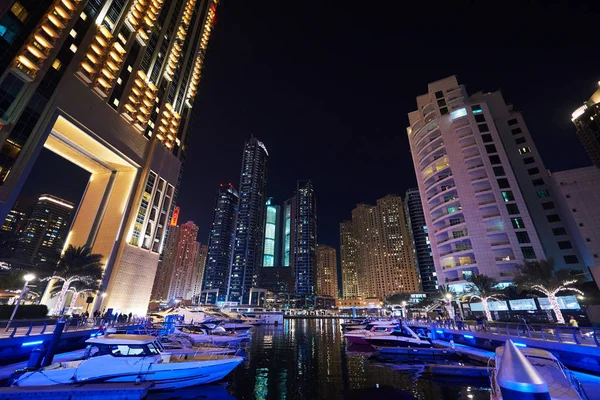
xmin=555 ymin=358 xmax=590 ymax=400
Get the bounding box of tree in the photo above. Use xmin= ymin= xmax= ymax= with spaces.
xmin=437 ymin=284 xmax=456 ymax=318
xmin=415 ymin=297 xmax=441 ymax=313
xmin=514 ymin=259 xmax=583 ymax=324
xmin=463 ymin=274 xmax=503 ymax=321
xmin=44 ymin=245 xmax=104 ymax=316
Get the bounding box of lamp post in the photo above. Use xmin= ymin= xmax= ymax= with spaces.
xmin=401 ymin=301 xmax=407 ymax=319
xmin=5 ymin=273 xmax=35 ymax=332
xmin=444 ymin=293 xmax=455 ymax=319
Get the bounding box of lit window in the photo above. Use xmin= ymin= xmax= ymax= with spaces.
xmin=69 ymin=44 xmax=77 ymax=53
xmin=518 ymin=147 xmax=531 ymax=155
xmin=80 ymin=12 xmax=87 ymax=21
xmin=117 ymin=77 xmax=122 ymax=85
xmin=70 ymin=29 xmax=77 ymax=38
xmin=11 ymin=2 xmax=29 ymax=23
xmin=113 ymin=98 xmax=119 ymax=106
xmin=450 ymin=108 xmax=466 ymax=119
xmin=52 ymin=59 xmax=62 ymax=70
xmin=127 ymin=65 xmax=132 ymax=72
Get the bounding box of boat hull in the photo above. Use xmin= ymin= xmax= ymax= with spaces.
xmin=364 ymin=338 xmax=432 ymax=348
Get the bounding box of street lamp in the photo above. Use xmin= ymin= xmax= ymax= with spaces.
xmin=5 ymin=273 xmax=35 ymax=332
xmin=401 ymin=301 xmax=407 ymax=319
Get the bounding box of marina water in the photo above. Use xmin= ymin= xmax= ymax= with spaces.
xmin=152 ymin=318 xmax=491 ymax=399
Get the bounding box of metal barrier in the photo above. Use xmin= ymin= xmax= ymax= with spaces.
xmin=404 ymin=318 xmax=600 ymax=347
xmin=1 ymin=317 xmax=152 ymax=338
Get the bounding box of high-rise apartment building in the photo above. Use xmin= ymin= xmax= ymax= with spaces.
xmin=0 ymin=0 xmax=220 ymax=315
xmin=339 ymin=220 xmax=360 ymax=299
xmin=316 ymin=244 xmax=338 ymax=298
xmin=549 ymin=167 xmax=600 ymax=280
xmin=202 ymin=183 xmax=238 ymax=305
xmin=19 ymin=194 xmax=73 ymax=265
xmin=262 ymin=198 xmax=281 ymax=267
xmin=229 ymin=137 xmax=268 ymax=304
xmin=407 ymin=76 xmax=585 ymax=290
xmin=571 ymin=86 xmax=600 ymax=168
xmin=351 ymin=195 xmax=420 ymax=299
xmin=151 ymin=224 xmax=181 ymax=301
xmin=192 ymin=244 xmax=207 ymax=303
xmin=282 ymin=197 xmax=293 ymax=267
xmin=167 ymin=221 xmax=200 ymax=301
xmin=292 ymin=180 xmax=317 ymax=297
xmin=404 ymin=188 xmax=437 ymax=293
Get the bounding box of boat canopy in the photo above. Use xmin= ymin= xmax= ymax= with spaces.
xmin=86 ymin=334 xmax=157 ymax=345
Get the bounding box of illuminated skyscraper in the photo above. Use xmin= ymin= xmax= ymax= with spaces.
xmin=351 ymin=195 xmax=420 ymax=299
xmin=229 ymin=137 xmax=268 ymax=304
xmin=18 ymin=194 xmax=73 ymax=266
xmin=151 ymin=224 xmax=181 ymax=301
xmin=202 ymin=183 xmax=238 ymax=304
xmin=316 ymin=244 xmax=338 ymax=298
xmin=407 ymin=76 xmax=585 ymax=290
xmin=282 ymin=197 xmax=293 ymax=267
xmin=404 ymin=188 xmax=437 ymax=293
xmin=167 ymin=221 xmax=200 ymax=301
xmin=262 ymin=198 xmax=281 ymax=267
xmin=571 ymin=87 xmax=600 ymax=168
xmin=0 ymin=0 xmax=221 ymax=315
xmin=292 ymin=180 xmax=317 ymax=296
xmin=339 ymin=220 xmax=360 ymax=299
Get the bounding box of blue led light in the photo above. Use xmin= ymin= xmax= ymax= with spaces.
xmin=450 ymin=108 xmax=467 ymax=119
xmin=514 ymin=343 xmax=527 ymax=347
xmin=436 ymin=330 xmax=444 ymax=334
xmin=21 ymin=340 xmax=44 ymax=347
xmin=464 ymin=334 xmax=474 ymax=339
xmin=472 ymin=109 xmax=483 ymax=114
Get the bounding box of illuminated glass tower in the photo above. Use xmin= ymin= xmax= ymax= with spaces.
xmin=282 ymin=197 xmax=293 ymax=267
xmin=292 ymin=180 xmax=317 ymax=297
xmin=229 ymin=137 xmax=268 ymax=303
xmin=262 ymin=198 xmax=281 ymax=267
xmin=202 ymin=183 xmax=238 ymax=305
xmin=0 ymin=0 xmax=220 ymax=315
xmin=18 ymin=194 xmax=74 ymax=266
xmin=404 ymin=188 xmax=437 ymax=293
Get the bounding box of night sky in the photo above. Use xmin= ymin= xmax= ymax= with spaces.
xmin=25 ymin=1 xmax=600 ymax=255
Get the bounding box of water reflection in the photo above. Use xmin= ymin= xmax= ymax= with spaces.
xmin=227 ymin=319 xmax=490 ymax=399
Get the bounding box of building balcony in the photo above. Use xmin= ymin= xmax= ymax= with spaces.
xmin=415 ymin=128 xmax=442 ymax=153
xmin=427 ymin=184 xmax=456 ymax=203
xmin=463 ymin=152 xmax=481 ymax=162
xmin=491 ymin=240 xmax=511 ymax=247
xmin=482 ymin=212 xmax=501 ymax=220
xmin=429 ymin=196 xmax=460 ymax=214
xmin=424 ymin=172 xmax=453 ymax=192
xmin=434 ymin=219 xmax=466 ymax=234
xmin=436 ymin=230 xmax=469 ymax=246
xmin=474 ymin=186 xmax=492 ymax=195
xmin=439 ymin=246 xmax=473 ymax=257
xmin=478 ymin=199 xmax=496 ymax=207
xmin=432 ymin=209 xmax=462 ymax=223
xmin=417 ymin=140 xmax=444 ymax=162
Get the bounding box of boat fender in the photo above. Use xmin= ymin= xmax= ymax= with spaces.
xmin=450 ymin=340 xmax=455 ymax=349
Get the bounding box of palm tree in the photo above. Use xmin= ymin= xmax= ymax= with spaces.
xmin=415 ymin=297 xmax=441 ymax=314
xmin=437 ymin=284 xmax=456 ymax=318
xmin=44 ymin=245 xmax=104 ymax=316
xmin=66 ymin=286 xmax=96 ymax=315
xmin=463 ymin=274 xmax=503 ymax=321
xmin=514 ymin=259 xmax=582 ymax=324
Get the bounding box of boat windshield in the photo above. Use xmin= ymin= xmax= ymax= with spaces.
xmin=87 ymin=343 xmax=158 ymax=357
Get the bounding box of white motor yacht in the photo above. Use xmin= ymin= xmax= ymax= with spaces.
xmin=174 ymin=327 xmax=248 ymax=347
xmin=11 ymin=334 xmax=243 ymax=390
xmin=490 ymin=345 xmax=588 ymax=400
xmin=363 ymin=325 xmax=432 ymax=348
xmin=344 ymin=324 xmax=395 ymax=345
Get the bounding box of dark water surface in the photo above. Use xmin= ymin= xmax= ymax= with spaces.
xmin=153 ymin=318 xmax=491 ymax=399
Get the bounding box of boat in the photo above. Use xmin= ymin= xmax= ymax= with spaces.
xmin=490 ymin=345 xmax=588 ymax=400
xmin=10 ymin=334 xmax=244 ymax=390
xmin=363 ymin=325 xmax=432 ymax=348
xmin=220 ymin=306 xmax=285 ymax=325
xmin=173 ymin=326 xmax=249 ymax=347
xmin=344 ymin=323 xmax=396 ymax=345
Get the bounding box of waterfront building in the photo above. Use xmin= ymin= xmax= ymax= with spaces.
xmin=258 ymin=265 xmax=293 ymax=297
xmin=0 ymin=0 xmax=220 ymax=315
xmin=18 ymin=194 xmax=73 ymax=265
xmin=202 ymin=183 xmax=238 ymax=305
xmin=166 ymin=221 xmax=200 ymax=301
xmin=549 ymin=166 xmax=600 ymax=281
xmin=407 ymin=76 xmax=584 ymax=290
xmin=282 ymin=197 xmax=293 ymax=267
xmin=351 ymin=195 xmax=420 ymax=299
xmin=340 ymin=220 xmax=360 ymax=299
xmin=404 ymin=188 xmax=437 ymax=293
xmin=262 ymin=198 xmax=282 ymax=267
xmin=192 ymin=244 xmax=207 ymax=303
xmin=151 ymin=225 xmax=181 ymax=302
xmin=292 ymin=180 xmax=317 ymax=297
xmin=229 ymin=137 xmax=268 ymax=304
xmin=316 ymin=244 xmax=338 ymax=298
xmin=571 ymin=86 xmax=600 ymax=168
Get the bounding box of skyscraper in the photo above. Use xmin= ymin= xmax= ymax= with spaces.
xmin=351 ymin=195 xmax=420 ymax=299
xmin=262 ymin=198 xmax=281 ymax=267
xmin=202 ymin=183 xmax=238 ymax=305
xmin=339 ymin=220 xmax=360 ymax=299
xmin=167 ymin=221 xmax=200 ymax=301
xmin=316 ymin=244 xmax=338 ymax=298
xmin=282 ymin=197 xmax=293 ymax=267
xmin=292 ymin=180 xmax=317 ymax=297
xmin=191 ymin=244 xmax=207 ymax=303
xmin=229 ymin=137 xmax=268 ymax=304
xmin=151 ymin=224 xmax=181 ymax=301
xmin=0 ymin=0 xmax=220 ymax=315
xmin=407 ymin=76 xmax=585 ymax=290
xmin=571 ymin=86 xmax=600 ymax=168
xmin=404 ymin=188 xmax=437 ymax=293
xmin=549 ymin=167 xmax=600 ymax=280
xmin=19 ymin=194 xmax=74 ymax=265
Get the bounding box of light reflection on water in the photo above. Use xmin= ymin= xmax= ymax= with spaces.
xmin=151 ymin=318 xmax=491 ymax=399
